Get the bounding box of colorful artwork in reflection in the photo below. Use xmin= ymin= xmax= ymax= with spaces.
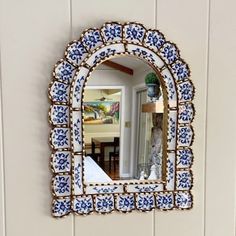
xmin=84 ymin=101 xmax=119 ymax=125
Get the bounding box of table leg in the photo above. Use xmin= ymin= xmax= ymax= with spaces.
xmin=100 ymin=143 xmax=105 ymax=169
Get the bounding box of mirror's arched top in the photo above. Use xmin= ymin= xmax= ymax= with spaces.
xmin=48 ymin=21 xmax=195 ymax=218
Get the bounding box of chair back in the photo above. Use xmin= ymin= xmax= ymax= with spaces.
xmin=91 ymin=140 xmax=96 ymax=155
xmin=113 ymin=137 xmax=119 ymax=154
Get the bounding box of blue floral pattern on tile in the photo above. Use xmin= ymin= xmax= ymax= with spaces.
xmin=73 ymin=115 xmax=82 ymax=147
xmin=175 ymin=192 xmax=192 ymax=209
xmin=177 ymin=149 xmax=193 ymax=168
xmin=51 ymin=128 xmax=70 ymax=149
xmin=74 ymin=161 xmax=82 ymax=190
xmin=93 ymin=47 xmax=116 ymax=65
xmin=51 ymin=105 xmax=69 ymax=125
xmin=136 ymin=194 xmax=155 ymax=211
xmin=66 ymin=41 xmax=88 ymax=65
xmin=74 ymin=76 xmax=85 ymax=104
xmin=177 ymin=171 xmax=192 ymax=190
xmin=156 ymin=193 xmax=174 ymax=209
xmin=95 ymin=195 xmax=114 ymax=213
xmin=171 ymin=60 xmax=190 ymax=81
xmin=178 ymin=126 xmax=193 ymax=146
xmin=131 ymin=47 xmax=155 ymax=64
xmin=134 ymin=185 xmax=160 ymax=193
xmin=52 ymin=151 xmax=71 ymax=173
xmin=178 ymin=81 xmax=194 ymax=101
xmin=124 ymin=24 xmax=145 ymax=43
xmin=52 ymin=198 xmax=71 ymax=216
xmin=160 ymin=42 xmax=179 ymax=64
xmin=82 ymin=30 xmax=103 ymax=51
xmin=178 ymin=103 xmax=194 ymax=123
xmin=163 ymin=74 xmax=176 ymax=100
xmin=144 ymin=30 xmax=165 ymax=51
xmin=53 ymin=175 xmax=71 ymax=196
xmin=50 ymin=82 xmax=69 ymax=103
xmin=54 ymin=61 xmax=75 ymax=83
xmin=93 ymin=186 xmax=118 ymax=194
xmin=167 ymin=158 xmax=175 ymax=186
xmin=73 ymin=196 xmax=93 ymax=214
xmin=102 ymin=23 xmax=122 ymax=42
xmin=117 ymin=194 xmax=135 ymax=212
xmin=168 ymin=117 xmax=176 ymax=143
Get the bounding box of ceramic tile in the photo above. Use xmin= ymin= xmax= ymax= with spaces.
xmin=123 ymin=23 xmax=146 ymax=44
xmin=156 ymin=192 xmax=174 ymax=210
xmin=51 ymin=151 xmax=71 ymax=173
xmin=85 ymin=185 xmax=124 ymax=194
xmin=54 ymin=60 xmax=75 ymax=83
xmin=176 ymin=170 xmax=192 ymax=190
xmin=94 ymin=195 xmax=114 ymax=213
xmin=144 ymin=30 xmax=165 ymax=52
xmin=66 ymin=41 xmax=88 ymax=66
xmin=116 ymin=194 xmax=135 ymax=212
xmin=73 ymin=195 xmax=93 ymax=214
xmin=126 ymin=183 xmax=163 ymax=193
xmin=50 ymin=105 xmax=69 ymax=126
xmin=136 ymin=193 xmax=155 ymax=211
xmin=101 ymin=22 xmax=122 ymax=43
xmin=51 ymin=128 xmax=70 ymax=149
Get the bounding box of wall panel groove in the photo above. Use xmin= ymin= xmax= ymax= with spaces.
xmin=0 ymin=49 xmax=6 ymax=236
xmin=203 ymin=0 xmax=211 ymax=235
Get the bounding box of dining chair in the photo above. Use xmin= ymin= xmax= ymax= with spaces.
xmin=109 ymin=137 xmax=120 ymax=171
xmin=90 ymin=139 xmax=101 ymax=164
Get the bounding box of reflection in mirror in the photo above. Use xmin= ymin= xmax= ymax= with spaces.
xmin=83 ymin=57 xmax=164 ymax=183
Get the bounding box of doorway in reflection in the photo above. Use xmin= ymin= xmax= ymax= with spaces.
xmin=84 ymin=88 xmax=121 ymax=181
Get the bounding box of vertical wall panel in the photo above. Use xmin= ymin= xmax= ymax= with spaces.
xmin=155 ymin=1 xmax=208 ymax=235
xmin=71 ymin=0 xmax=156 ymax=39
xmin=0 ymin=1 xmax=73 ymax=236
xmin=205 ymin=0 xmax=236 ymax=235
xmin=71 ymin=1 xmax=155 ymax=235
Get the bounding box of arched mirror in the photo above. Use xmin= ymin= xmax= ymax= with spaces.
xmin=49 ymin=22 xmax=195 ymax=217
xmin=83 ymin=57 xmax=165 ymax=183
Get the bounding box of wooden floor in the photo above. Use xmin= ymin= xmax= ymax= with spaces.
xmin=103 ymin=160 xmax=120 ymax=180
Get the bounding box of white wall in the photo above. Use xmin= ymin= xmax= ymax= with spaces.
xmin=0 ymin=1 xmax=235 ymax=236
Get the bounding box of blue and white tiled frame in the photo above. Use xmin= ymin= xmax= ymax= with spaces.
xmin=48 ymin=22 xmax=195 ymax=217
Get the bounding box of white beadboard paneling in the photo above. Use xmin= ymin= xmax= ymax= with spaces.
xmin=0 ymin=0 xmax=235 ymax=235
xmin=0 ymin=0 xmax=73 ymax=236
xmin=205 ymin=0 xmax=236 ymax=235
xmin=71 ymin=0 xmax=156 ymax=39
xmin=75 ymin=212 xmax=154 ymax=236
xmin=155 ymin=0 xmax=208 ymax=235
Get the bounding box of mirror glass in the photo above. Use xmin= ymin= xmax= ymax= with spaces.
xmin=83 ymin=57 xmax=164 ymax=183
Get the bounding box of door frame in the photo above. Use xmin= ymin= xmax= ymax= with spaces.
xmin=130 ymin=83 xmax=147 ymax=178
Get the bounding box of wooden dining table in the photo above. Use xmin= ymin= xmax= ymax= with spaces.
xmin=91 ymin=137 xmax=117 ymax=169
